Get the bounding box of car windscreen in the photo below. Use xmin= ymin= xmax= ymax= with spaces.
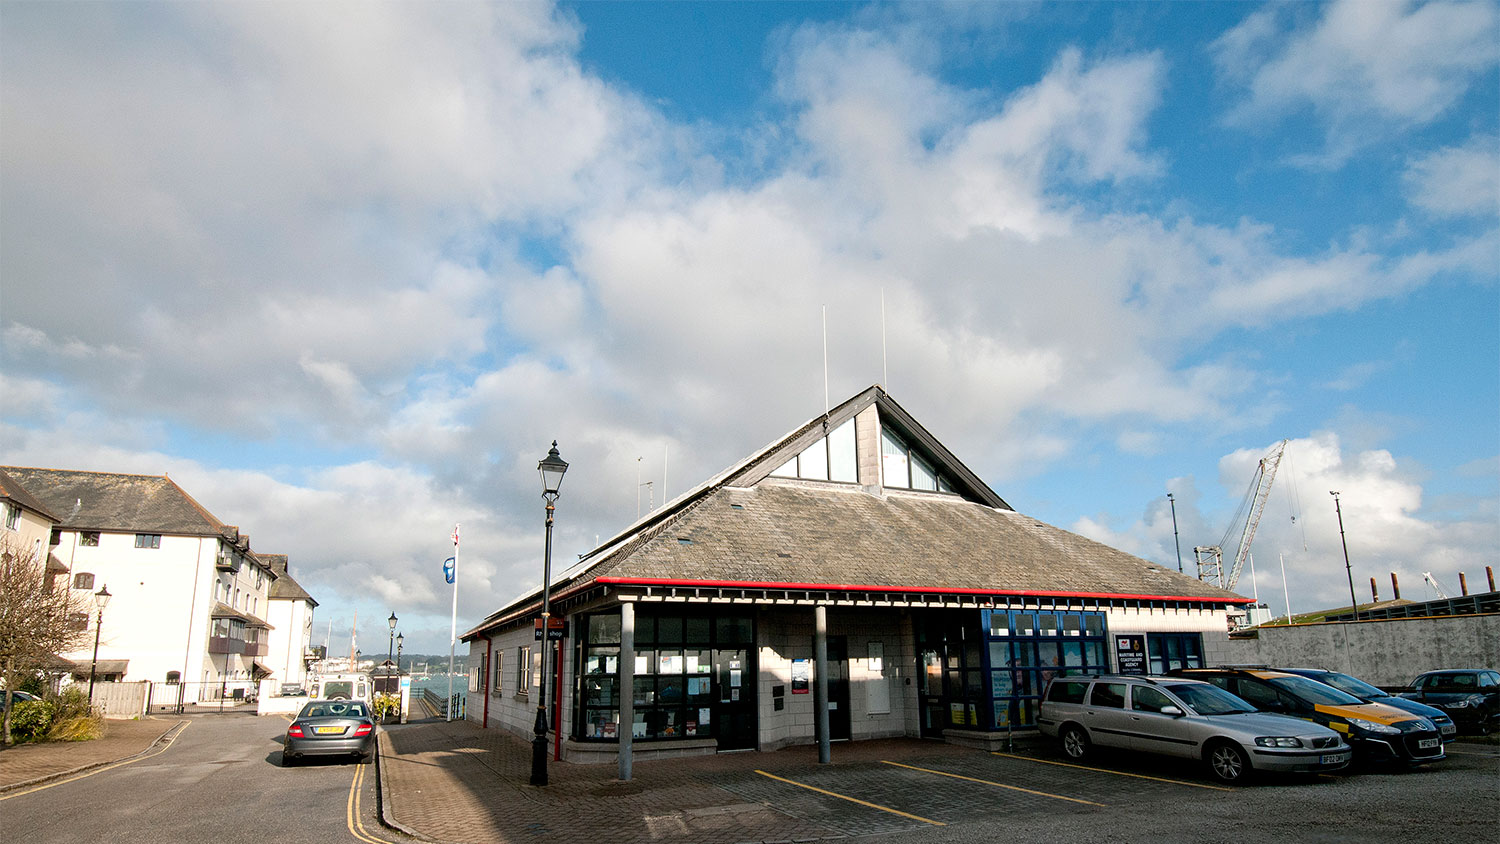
xmin=1165 ymin=683 xmax=1257 ymax=715
xmin=1268 ymin=674 xmax=1364 ymax=705
xmin=1319 ymin=672 xmax=1385 ymax=698
xmin=323 ymin=681 xmax=355 ymax=699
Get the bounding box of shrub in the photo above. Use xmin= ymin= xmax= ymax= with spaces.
xmin=47 ymin=714 xmax=102 ymax=742
xmin=9 ymin=700 xmax=55 ymax=742
xmin=372 ymin=693 xmax=400 ymax=720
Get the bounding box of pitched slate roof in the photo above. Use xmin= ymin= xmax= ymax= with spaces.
xmin=465 ymin=387 xmax=1244 ymax=639
xmin=260 ymin=553 xmax=319 ymax=607
xmin=580 ymin=482 xmax=1239 ymax=601
xmin=0 ymin=467 xmax=59 ymax=521
xmin=0 ymin=467 xmax=227 ymax=536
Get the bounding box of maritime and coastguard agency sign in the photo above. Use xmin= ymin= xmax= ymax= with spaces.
xmin=1115 ymin=634 xmax=1147 ymax=674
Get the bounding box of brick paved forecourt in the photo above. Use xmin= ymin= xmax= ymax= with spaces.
xmin=376 ymin=716 xmax=1121 ymax=844
xmin=0 ymin=718 xmax=185 ymax=793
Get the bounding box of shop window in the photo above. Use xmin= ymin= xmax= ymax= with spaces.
xmin=983 ymin=608 xmax=1109 ymax=729
xmin=1147 ymin=633 xmax=1204 ymax=674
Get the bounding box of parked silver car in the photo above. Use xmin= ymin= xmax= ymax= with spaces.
xmin=1038 ymin=674 xmax=1352 ymax=783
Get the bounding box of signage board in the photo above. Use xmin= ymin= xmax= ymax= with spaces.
xmin=533 ymin=617 xmax=568 ymax=641
xmin=1115 ymin=634 xmax=1147 ymax=674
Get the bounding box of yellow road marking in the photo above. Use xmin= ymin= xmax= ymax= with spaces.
xmin=347 ymin=757 xmax=394 ymax=844
xmin=989 ymin=751 xmax=1233 ymax=791
xmin=0 ymin=719 xmax=190 ymax=801
xmin=754 ymin=769 xmax=945 ymax=826
xmin=880 ymin=760 xmax=1105 ymax=806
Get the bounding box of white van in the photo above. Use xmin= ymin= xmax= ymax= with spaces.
xmin=308 ymin=672 xmax=372 ymax=703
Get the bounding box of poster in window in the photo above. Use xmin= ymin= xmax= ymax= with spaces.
xmin=699 ymin=707 xmax=711 ymax=726
xmin=950 ymin=702 xmax=964 ymax=724
xmin=791 ymin=659 xmax=810 ymax=694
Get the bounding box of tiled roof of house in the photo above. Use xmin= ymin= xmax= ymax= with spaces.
xmin=0 ymin=467 xmax=227 ymax=536
xmin=260 ymin=553 xmax=319 ymax=606
xmin=580 ymin=482 xmax=1242 ymax=601
xmin=0 ymin=466 xmax=59 ymax=521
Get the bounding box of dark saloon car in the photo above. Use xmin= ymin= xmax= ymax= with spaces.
xmin=282 ymin=699 xmax=376 ymax=766
xmin=1400 ymin=669 xmax=1500 ymax=735
xmin=1278 ymin=668 xmax=1457 ymax=741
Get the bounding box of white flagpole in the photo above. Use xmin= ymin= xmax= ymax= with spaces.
xmin=447 ymin=523 xmax=459 ymax=720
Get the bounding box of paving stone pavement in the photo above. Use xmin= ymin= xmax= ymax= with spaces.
xmin=0 ymin=717 xmax=183 ymax=791
xmin=376 ymin=715 xmax=1063 ymax=844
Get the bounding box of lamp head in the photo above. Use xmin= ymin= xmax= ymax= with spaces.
xmin=388 ymin=611 xmax=398 ymax=631
xmin=395 ymin=632 xmax=403 ymax=648
xmin=95 ymin=584 xmax=111 ymax=611
xmin=539 ymin=441 xmax=569 ymax=498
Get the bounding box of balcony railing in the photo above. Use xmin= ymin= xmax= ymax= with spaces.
xmin=245 ymin=642 xmax=268 ymax=657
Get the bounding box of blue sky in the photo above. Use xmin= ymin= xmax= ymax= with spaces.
xmin=2 ymin=1 xmax=1496 ymax=654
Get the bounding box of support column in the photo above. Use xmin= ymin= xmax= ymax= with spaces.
xmin=814 ymin=604 xmax=830 ymax=764
xmin=618 ymin=602 xmax=634 ymax=781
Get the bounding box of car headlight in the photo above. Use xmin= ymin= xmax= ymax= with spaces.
xmin=1347 ymin=718 xmax=1401 ymax=736
xmin=1446 ymin=696 xmax=1483 ymax=709
xmin=1254 ymin=736 xmax=1304 ymax=748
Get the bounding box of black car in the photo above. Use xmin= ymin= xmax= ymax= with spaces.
xmin=1400 ymin=669 xmax=1500 ymax=735
xmin=1278 ymin=668 xmax=1457 ymax=741
xmin=282 ymin=699 xmax=377 ymax=766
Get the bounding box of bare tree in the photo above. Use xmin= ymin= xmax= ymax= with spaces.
xmin=0 ymin=535 xmax=90 ymax=746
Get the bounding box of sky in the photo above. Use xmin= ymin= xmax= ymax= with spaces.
xmin=2 ymin=1 xmax=1496 ymax=656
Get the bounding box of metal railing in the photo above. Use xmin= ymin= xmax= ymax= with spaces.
xmin=420 ymin=687 xmax=465 ymax=720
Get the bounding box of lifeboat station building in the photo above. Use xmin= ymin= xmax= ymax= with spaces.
xmin=462 ymin=386 xmax=1246 ymax=767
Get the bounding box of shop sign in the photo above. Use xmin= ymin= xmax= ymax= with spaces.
xmin=533 ymin=617 xmax=568 ymax=641
xmin=1115 ymin=634 xmax=1146 ymax=674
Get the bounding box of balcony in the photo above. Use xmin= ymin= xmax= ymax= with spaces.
xmin=208 ymin=636 xmax=246 ymax=655
xmin=245 ymin=641 xmax=268 ymax=657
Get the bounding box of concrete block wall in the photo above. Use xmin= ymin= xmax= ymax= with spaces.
xmin=467 ymin=624 xmax=561 ymax=740
xmin=1202 ymin=614 xmax=1500 ymax=686
xmin=756 ymin=606 xmax=917 ymax=750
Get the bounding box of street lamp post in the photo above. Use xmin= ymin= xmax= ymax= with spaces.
xmin=531 ymin=441 xmax=568 ymax=787
xmin=387 ymin=612 xmax=398 ymax=665
xmin=1167 ymin=493 xmax=1183 ymax=574
xmin=87 ymin=585 xmax=111 ymax=708
xmin=1331 ymin=491 xmax=1358 ymax=620
xmin=395 ymin=633 xmax=404 ymax=674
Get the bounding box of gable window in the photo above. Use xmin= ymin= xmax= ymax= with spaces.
xmin=134 ymin=533 xmax=161 ymax=549
xmin=3 ymin=503 xmax=18 ymax=530
xmin=881 ymin=426 xmax=954 ymax=492
xmin=73 ymin=572 xmax=95 ymax=590
xmin=79 ymin=532 xmax=100 ymax=547
xmin=770 ymin=417 xmax=858 ymax=483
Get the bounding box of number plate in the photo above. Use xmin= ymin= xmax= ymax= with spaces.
xmin=1418 ymin=738 xmax=1439 ymax=749
xmin=1320 ymin=753 xmax=1349 ymax=765
xmin=315 ymin=726 xmax=344 ymax=735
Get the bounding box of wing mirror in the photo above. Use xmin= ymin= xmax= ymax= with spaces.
xmin=1160 ymin=705 xmax=1185 ymax=717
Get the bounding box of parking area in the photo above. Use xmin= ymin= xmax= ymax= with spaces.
xmin=378 ymin=721 xmax=1500 ymax=844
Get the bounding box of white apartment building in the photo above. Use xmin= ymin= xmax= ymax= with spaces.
xmin=0 ymin=466 xmax=315 ymax=705
xmin=259 ymin=553 xmax=319 ymax=692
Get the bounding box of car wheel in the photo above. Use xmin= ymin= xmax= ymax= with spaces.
xmin=1206 ymin=741 xmax=1250 ymax=784
xmin=281 ymin=752 xmax=298 ymax=768
xmin=1061 ymin=725 xmax=1091 ymax=761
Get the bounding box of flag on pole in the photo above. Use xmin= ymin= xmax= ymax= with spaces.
xmin=452 ymin=523 xmax=460 ymax=547
xmin=443 ymin=557 xmax=456 ymax=584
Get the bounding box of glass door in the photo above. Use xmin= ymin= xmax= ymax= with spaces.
xmin=714 ymin=648 xmax=756 ymax=750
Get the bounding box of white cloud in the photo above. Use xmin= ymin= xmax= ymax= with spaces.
xmin=1404 ymin=135 xmax=1500 ymax=218
xmin=1212 ymin=0 xmax=1500 ymax=161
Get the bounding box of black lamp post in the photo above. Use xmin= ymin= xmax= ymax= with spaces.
xmin=395 ymin=633 xmax=404 ymax=673
xmin=387 ymin=612 xmax=398 ymax=665
xmin=1167 ymin=493 xmax=1183 ymax=574
xmin=531 ymin=441 xmax=568 ymax=787
xmin=87 ymin=585 xmax=111 ymax=707
xmin=1331 ymin=492 xmax=1358 ymax=620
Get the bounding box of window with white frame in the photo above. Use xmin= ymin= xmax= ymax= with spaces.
xmin=516 ymin=646 xmax=531 ymax=696
xmin=492 ymin=650 xmax=504 ymax=696
xmin=134 ymin=533 xmax=161 ymax=549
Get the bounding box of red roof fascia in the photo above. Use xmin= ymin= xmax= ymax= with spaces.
xmin=592 ymin=575 xmax=1251 ymax=605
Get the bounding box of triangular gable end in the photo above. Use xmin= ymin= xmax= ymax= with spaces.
xmin=727 ymin=386 xmax=1010 ymax=510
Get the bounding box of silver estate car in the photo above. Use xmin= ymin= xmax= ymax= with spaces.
xmin=282 ymin=699 xmax=376 ymax=766
xmin=1038 ymin=674 xmax=1352 ymax=783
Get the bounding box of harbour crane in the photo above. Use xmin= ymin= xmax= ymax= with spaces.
xmin=1194 ymin=439 xmax=1289 ymax=592
xmin=1422 ymin=572 xmax=1450 ymax=600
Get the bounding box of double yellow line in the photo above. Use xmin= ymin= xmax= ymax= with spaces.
xmin=346 ymin=756 xmax=394 ymax=844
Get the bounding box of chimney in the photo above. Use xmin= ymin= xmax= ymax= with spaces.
xmin=1488 ymin=566 xmax=1495 ymax=592
xmin=1459 ymin=572 xmax=1468 ymax=596
xmin=1391 ymin=572 xmax=1401 ymax=600
xmin=1369 ymin=577 xmax=1379 ymax=603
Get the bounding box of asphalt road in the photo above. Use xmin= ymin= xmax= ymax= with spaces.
xmin=0 ymin=712 xmax=399 ymax=844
